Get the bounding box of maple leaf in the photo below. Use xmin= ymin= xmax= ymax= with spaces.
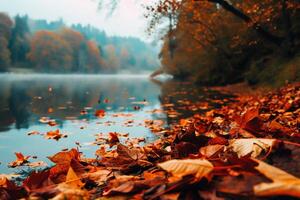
xmin=8 ymin=152 xmax=30 ymax=168
xmin=158 ymin=159 xmax=214 ymax=181
xmin=228 ymin=138 xmax=277 ymax=158
xmin=253 ymin=159 xmax=300 ymax=198
xmin=48 ymin=148 xmax=80 ymax=165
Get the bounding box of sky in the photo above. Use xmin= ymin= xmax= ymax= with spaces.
xmin=0 ymin=0 xmax=150 ymax=40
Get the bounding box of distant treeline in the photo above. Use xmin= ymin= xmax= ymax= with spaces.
xmin=0 ymin=13 xmax=159 ymax=73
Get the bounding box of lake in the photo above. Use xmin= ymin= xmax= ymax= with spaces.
xmin=0 ymin=74 xmax=232 ymax=174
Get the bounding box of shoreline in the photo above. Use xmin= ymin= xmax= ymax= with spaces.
xmin=1 ymin=82 xmax=299 ymax=199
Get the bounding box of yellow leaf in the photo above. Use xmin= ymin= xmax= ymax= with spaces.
xmin=254 ymin=159 xmax=300 ymax=198
xmin=228 ymin=139 xmax=276 ymax=158
xmin=158 ymin=159 xmax=213 ymax=181
xmin=65 ymin=167 xmax=84 ymax=189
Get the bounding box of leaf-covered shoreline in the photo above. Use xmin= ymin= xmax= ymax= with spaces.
xmin=1 ymin=83 xmax=299 ymax=199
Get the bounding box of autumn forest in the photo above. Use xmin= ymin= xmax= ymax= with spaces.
xmin=0 ymin=0 xmax=300 ymax=200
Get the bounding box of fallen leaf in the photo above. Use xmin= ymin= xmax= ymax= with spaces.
xmin=26 ymin=161 xmax=48 ymax=168
xmin=108 ymin=132 xmax=120 ymax=147
xmin=8 ymin=152 xmax=30 ymax=168
xmin=85 ymin=169 xmax=112 ymax=186
xmin=253 ymin=159 xmax=300 ymax=198
xmin=228 ymin=138 xmax=276 ymax=158
xmin=200 ymin=144 xmax=224 ymax=158
xmin=158 ymin=159 xmax=213 ymax=181
xmin=23 ymin=170 xmax=54 ymax=192
xmin=48 ymin=148 xmax=80 ymax=165
xmin=95 ymin=109 xmax=106 ymax=118
xmin=64 ymin=166 xmax=84 ymax=188
xmin=45 ymin=129 xmax=64 ymax=141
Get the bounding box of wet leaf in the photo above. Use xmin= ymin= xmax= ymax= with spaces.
xmin=8 ymin=152 xmax=30 ymax=168
xmin=95 ymin=109 xmax=106 ymax=118
xmin=45 ymin=129 xmax=65 ymax=141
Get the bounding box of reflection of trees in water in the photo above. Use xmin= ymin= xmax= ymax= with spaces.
xmin=158 ymin=80 xmax=236 ymax=125
xmin=0 ymin=77 xmax=162 ymax=131
xmin=9 ymin=83 xmax=31 ymax=129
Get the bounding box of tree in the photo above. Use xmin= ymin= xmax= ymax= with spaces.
xmin=84 ymin=40 xmax=105 ymax=72
xmin=0 ymin=12 xmax=13 ymax=71
xmin=59 ymin=28 xmax=85 ymax=71
xmin=104 ymin=44 xmax=120 ymax=72
xmin=0 ymin=37 xmax=11 ymax=71
xmin=9 ymin=15 xmax=30 ymax=65
xmin=27 ymin=31 xmax=73 ymax=72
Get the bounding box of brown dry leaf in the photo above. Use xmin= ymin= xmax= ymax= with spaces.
xmin=23 ymin=170 xmax=55 ymax=193
xmin=45 ymin=129 xmax=64 ymax=141
xmin=158 ymin=159 xmax=213 ymax=181
xmin=200 ymin=144 xmax=225 ymax=158
xmin=103 ymin=177 xmax=164 ymax=196
xmin=51 ymin=166 xmax=87 ymax=199
xmin=0 ymin=176 xmax=18 ymax=190
xmin=228 ymin=138 xmax=276 ymax=158
xmin=48 ymin=148 xmax=80 ymax=165
xmin=253 ymin=159 xmax=300 ymax=198
xmin=108 ymin=132 xmax=120 ymax=147
xmin=8 ymin=152 xmax=30 ymax=168
xmin=85 ymin=169 xmax=112 ymax=186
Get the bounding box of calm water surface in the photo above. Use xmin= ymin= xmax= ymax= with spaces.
xmin=0 ymin=74 xmax=232 ymax=174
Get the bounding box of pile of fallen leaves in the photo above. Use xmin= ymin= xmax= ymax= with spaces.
xmin=1 ymin=83 xmax=300 ymax=200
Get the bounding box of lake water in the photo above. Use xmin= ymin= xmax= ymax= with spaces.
xmin=0 ymin=74 xmax=232 ymax=174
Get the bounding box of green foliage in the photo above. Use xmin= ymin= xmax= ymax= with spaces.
xmin=9 ymin=15 xmax=30 ymax=65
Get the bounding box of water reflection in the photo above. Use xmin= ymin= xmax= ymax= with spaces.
xmin=0 ymin=74 xmax=232 ymax=174
xmin=0 ymin=74 xmax=163 ymax=131
xmin=0 ymin=74 xmax=166 ymax=173
xmin=158 ymin=80 xmax=235 ymax=125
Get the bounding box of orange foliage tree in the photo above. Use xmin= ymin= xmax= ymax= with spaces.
xmin=0 ymin=13 xmax=13 ymax=71
xmin=27 ymin=31 xmax=73 ymax=72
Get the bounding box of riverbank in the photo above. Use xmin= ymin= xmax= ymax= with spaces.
xmin=0 ymin=83 xmax=299 ymax=199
